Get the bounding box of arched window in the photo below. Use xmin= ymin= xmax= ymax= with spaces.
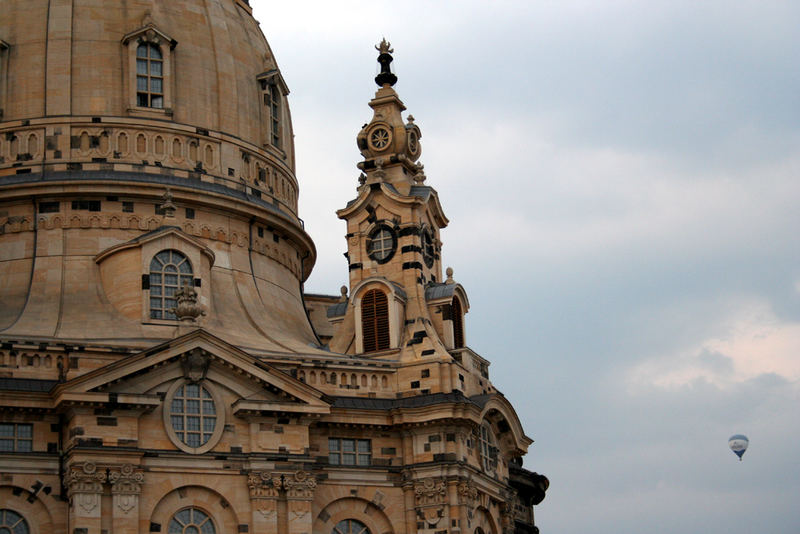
xmin=149 ymin=250 xmax=193 ymax=320
xmin=361 ymin=289 xmax=389 ymax=352
xmin=478 ymin=421 xmax=498 ymax=474
xmin=169 ymin=507 xmax=215 ymax=534
xmin=0 ymin=509 xmax=29 ymax=534
xmin=332 ymin=519 xmax=370 ymax=534
xmin=137 ymin=43 xmax=164 ymax=108
xmin=452 ymin=298 xmax=464 ymax=348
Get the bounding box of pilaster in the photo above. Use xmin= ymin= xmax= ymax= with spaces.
xmin=248 ymin=471 xmax=280 ymax=534
xmin=109 ymin=464 xmax=144 ymax=534
xmin=283 ymin=470 xmax=316 ymax=534
xmin=66 ymin=461 xmax=106 ymax=534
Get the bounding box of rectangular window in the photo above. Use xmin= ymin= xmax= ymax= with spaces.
xmin=185 ymin=208 xmax=195 ymax=219
xmin=328 ymin=438 xmax=371 ymax=466
xmin=71 ymin=200 xmax=101 ymax=212
xmin=269 ymin=85 xmax=280 ymax=147
xmin=0 ymin=423 xmax=33 ymax=452
xmin=38 ymin=201 xmax=60 ymax=213
xmin=122 ymin=201 xmax=134 ymax=213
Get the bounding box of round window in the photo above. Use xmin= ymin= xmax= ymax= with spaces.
xmin=163 ymin=380 xmax=224 ymax=454
xmin=366 ymin=225 xmax=397 ymax=263
xmin=368 ymin=127 xmax=391 ymax=151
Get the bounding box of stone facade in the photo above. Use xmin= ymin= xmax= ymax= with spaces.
xmin=0 ymin=3 xmax=548 ymax=534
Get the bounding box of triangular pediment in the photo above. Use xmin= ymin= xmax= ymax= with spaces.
xmin=54 ymin=329 xmax=330 ymax=416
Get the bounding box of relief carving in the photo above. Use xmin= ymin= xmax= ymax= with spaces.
xmin=66 ymin=461 xmax=107 ymax=513
xmin=414 ymin=477 xmax=447 ymax=528
xmin=248 ymin=471 xmax=280 ymax=499
xmin=109 ymin=464 xmax=144 ymax=514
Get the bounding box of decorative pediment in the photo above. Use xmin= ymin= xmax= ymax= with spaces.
xmin=53 ymin=330 xmax=330 ymax=416
xmin=121 ymin=23 xmax=177 ymax=50
xmin=256 ymin=69 xmax=290 ymax=96
xmin=94 ymin=225 xmax=215 ymax=265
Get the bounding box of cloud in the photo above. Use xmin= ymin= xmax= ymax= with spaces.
xmin=626 ymin=298 xmax=800 ymax=390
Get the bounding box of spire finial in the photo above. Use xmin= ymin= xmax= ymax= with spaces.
xmin=374 ymin=38 xmax=397 ymax=87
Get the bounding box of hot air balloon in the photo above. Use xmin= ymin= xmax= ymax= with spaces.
xmin=728 ymin=434 xmax=749 ymax=461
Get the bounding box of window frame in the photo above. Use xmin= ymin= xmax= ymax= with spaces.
xmin=136 ymin=43 xmax=165 ymax=109
xmin=257 ymin=69 xmax=289 ymax=152
xmin=366 ymin=224 xmax=397 ymax=264
xmin=168 ymin=507 xmax=216 ymax=534
xmin=122 ymin=26 xmax=176 ymax=116
xmin=328 ymin=438 xmax=371 ymax=467
xmin=478 ymin=421 xmax=498 ymax=474
xmin=148 ymin=249 xmax=195 ymax=321
xmin=163 ymin=379 xmax=225 ymax=455
xmin=332 ymin=519 xmax=371 ymax=534
xmin=451 ymin=297 xmax=465 ymax=349
xmin=360 ymin=289 xmax=390 ymax=353
xmin=0 ymin=423 xmax=33 ymax=452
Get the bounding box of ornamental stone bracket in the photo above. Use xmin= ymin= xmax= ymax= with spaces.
xmin=66 ymin=462 xmax=107 ymax=516
xmin=109 ymin=464 xmax=145 ymax=515
xmin=248 ymin=470 xmax=316 ymax=525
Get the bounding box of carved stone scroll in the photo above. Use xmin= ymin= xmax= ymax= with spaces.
xmin=66 ymin=462 xmax=107 ymax=516
xmin=109 ymin=464 xmax=144 ymax=514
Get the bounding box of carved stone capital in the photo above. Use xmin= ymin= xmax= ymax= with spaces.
xmin=108 ymin=464 xmax=144 ymax=495
xmin=248 ymin=471 xmax=280 ymax=499
xmin=282 ymin=470 xmax=316 ymax=499
xmin=66 ymin=462 xmax=107 ymax=514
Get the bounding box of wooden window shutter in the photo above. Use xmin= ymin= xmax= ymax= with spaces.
xmin=361 ymin=289 xmax=390 ymax=352
xmin=452 ymin=298 xmax=464 ymax=348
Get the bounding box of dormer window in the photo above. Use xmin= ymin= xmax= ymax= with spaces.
xmin=122 ymin=22 xmax=176 ymax=114
xmin=257 ymin=69 xmax=289 ymax=150
xmin=136 ymin=43 xmax=164 ymax=108
xmin=149 ymin=250 xmax=193 ymax=320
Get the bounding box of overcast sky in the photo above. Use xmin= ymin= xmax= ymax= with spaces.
xmin=251 ymin=2 xmax=800 ymax=532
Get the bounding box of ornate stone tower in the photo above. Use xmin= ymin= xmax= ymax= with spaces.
xmin=0 ymin=3 xmax=548 ymax=532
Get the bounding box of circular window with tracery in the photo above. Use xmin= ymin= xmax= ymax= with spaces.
xmin=168 ymin=507 xmax=215 ymax=534
xmin=366 ymin=225 xmax=397 ymax=264
xmin=368 ymin=127 xmax=391 ymax=151
xmin=163 ymin=380 xmax=224 ymax=454
xmin=332 ymin=519 xmax=371 ymax=534
xmin=0 ymin=509 xmax=29 ymax=534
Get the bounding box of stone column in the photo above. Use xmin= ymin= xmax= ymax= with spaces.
xmin=457 ymin=479 xmax=478 ymax=534
xmin=282 ymin=471 xmax=316 ymax=534
xmin=109 ymin=464 xmax=144 ymax=534
xmin=248 ymin=471 xmax=280 ymax=534
xmin=66 ymin=461 xmax=106 ymax=534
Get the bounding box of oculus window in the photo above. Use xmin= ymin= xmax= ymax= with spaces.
xmin=169 ymin=508 xmax=215 ymax=534
xmin=163 ymin=379 xmax=224 ymax=454
xmin=366 ymin=225 xmax=396 ymax=263
xmin=149 ymin=250 xmax=194 ymax=320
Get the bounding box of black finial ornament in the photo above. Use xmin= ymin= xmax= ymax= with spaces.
xmin=374 ymin=38 xmax=397 ymax=87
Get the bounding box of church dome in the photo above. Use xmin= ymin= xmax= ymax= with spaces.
xmin=0 ymin=0 xmax=318 ymax=352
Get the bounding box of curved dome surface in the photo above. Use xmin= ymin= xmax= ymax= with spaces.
xmin=0 ymin=0 xmax=320 ymax=354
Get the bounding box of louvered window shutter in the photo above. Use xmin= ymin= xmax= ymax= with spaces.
xmin=361 ymin=289 xmax=390 ymax=352
xmin=452 ymin=298 xmax=464 ymax=348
